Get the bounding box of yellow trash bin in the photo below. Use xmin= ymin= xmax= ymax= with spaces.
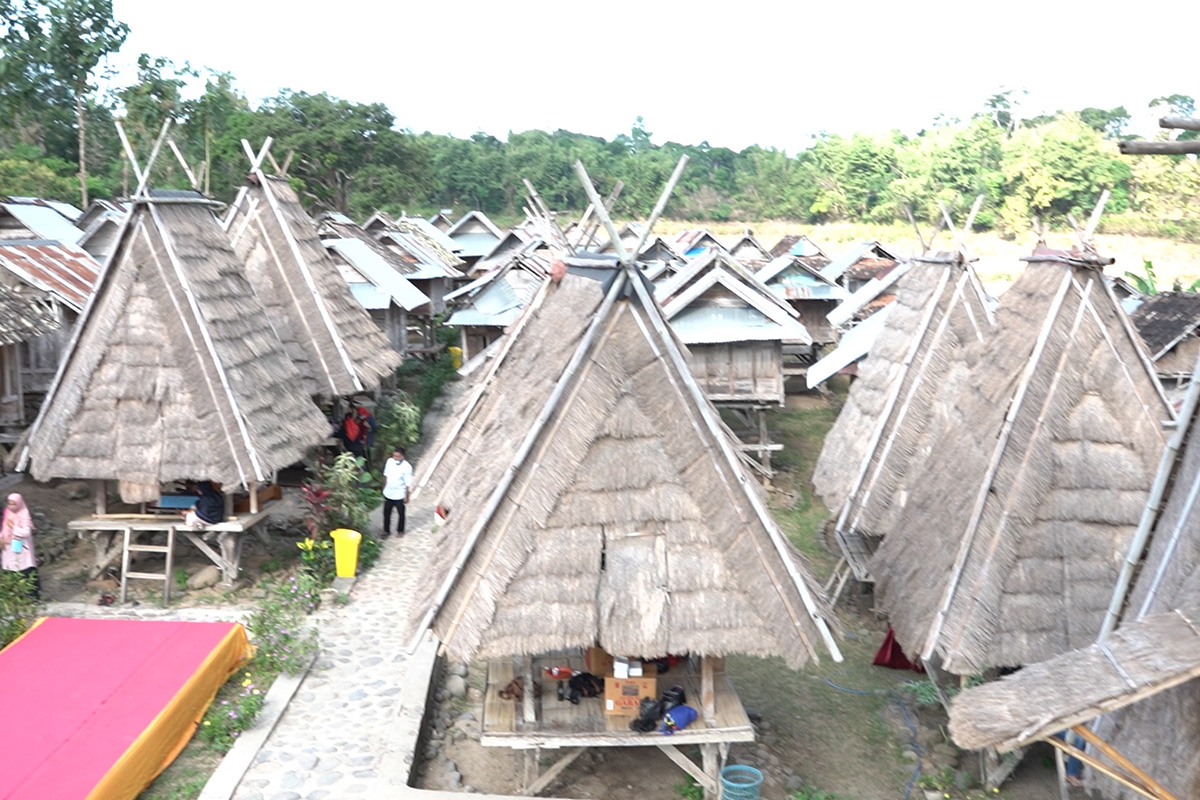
xmin=448 ymin=346 xmax=463 ymax=369
xmin=329 ymin=528 xmax=362 ymax=578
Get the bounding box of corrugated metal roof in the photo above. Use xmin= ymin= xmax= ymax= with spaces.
xmin=0 ymin=240 xmax=100 ymax=310
xmin=669 ymin=305 xmax=809 ymax=345
xmin=445 ymin=307 xmax=522 ymax=328
xmin=324 ymin=238 xmax=430 ymax=311
xmin=806 ymin=304 xmax=893 ymax=387
xmin=2 ymin=204 xmax=83 ymax=245
xmin=445 ymin=270 xmax=540 ymax=327
xmin=349 ymin=282 xmax=392 ymax=310
xmin=819 ymin=241 xmax=878 ymax=281
xmin=401 ymin=216 xmax=460 ymax=253
xmin=450 ymin=231 xmax=503 ymax=258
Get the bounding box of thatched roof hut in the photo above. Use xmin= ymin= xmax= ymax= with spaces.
xmin=17 ymin=191 xmax=331 ymax=503
xmin=224 ymin=173 xmax=401 ymax=396
xmin=949 ymin=346 xmax=1200 ymax=799
xmin=872 ymin=246 xmax=1173 ymax=675
xmin=406 ymin=266 xmax=840 ymax=667
xmin=812 ymin=254 xmax=994 ymax=579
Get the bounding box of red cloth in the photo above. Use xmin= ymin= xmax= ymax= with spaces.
xmin=0 ymin=618 xmax=243 ymax=799
xmin=873 ymin=626 xmax=925 ymax=672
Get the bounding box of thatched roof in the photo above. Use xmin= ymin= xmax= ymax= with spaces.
xmin=225 ymin=174 xmax=400 ymax=396
xmin=0 ymin=283 xmax=60 ymax=344
xmin=812 ymin=255 xmax=994 ymax=579
xmin=1130 ymin=290 xmax=1200 ymax=360
xmin=17 ymin=192 xmax=331 ymax=503
xmin=406 ymin=268 xmax=840 ymax=667
xmin=952 ymin=343 xmax=1200 ymax=798
xmin=872 ymin=247 xmax=1173 ymax=675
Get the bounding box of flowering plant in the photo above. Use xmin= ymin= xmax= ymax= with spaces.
xmin=198 ymin=670 xmax=266 ymax=750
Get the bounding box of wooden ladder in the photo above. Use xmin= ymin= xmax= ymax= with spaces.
xmin=120 ymin=526 xmax=176 ymax=604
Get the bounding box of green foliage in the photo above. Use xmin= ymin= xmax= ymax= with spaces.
xmin=375 ymin=392 xmax=422 ymax=453
xmin=917 ymin=768 xmax=956 ymax=791
xmin=320 ymin=451 xmax=375 ymax=534
xmin=245 ymin=574 xmax=320 ymax=675
xmin=789 ymin=788 xmax=843 ymax=800
xmin=173 ymin=567 xmax=188 ymax=591
xmin=898 ymin=675 xmax=984 ymax=707
xmin=1125 ymin=258 xmax=1159 ymax=295
xmin=673 ymin=776 xmax=704 ymax=800
xmin=416 ymin=352 xmax=458 ymax=414
xmin=0 ymin=570 xmax=38 ymax=647
xmin=197 ymin=667 xmax=266 ymax=751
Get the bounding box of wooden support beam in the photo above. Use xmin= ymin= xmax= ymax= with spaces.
xmin=657 ymin=744 xmax=718 ymax=795
xmin=1160 ymin=116 xmax=1200 ymax=132
xmin=249 ymin=480 xmax=260 ymax=514
xmin=525 ymin=746 xmax=585 ymax=796
xmin=523 ymin=656 xmax=537 ymax=724
xmin=1119 ymin=140 xmax=1200 ymax=155
xmin=94 ymin=480 xmax=107 ymax=515
xmin=1072 ymin=724 xmax=1179 ymax=800
xmin=701 ymin=656 xmax=719 ymax=726
xmin=523 ymin=749 xmax=539 ymax=793
xmin=701 ymin=744 xmax=719 ymax=800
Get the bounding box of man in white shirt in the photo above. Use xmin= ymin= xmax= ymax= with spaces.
xmin=382 ymin=447 xmax=413 ymax=537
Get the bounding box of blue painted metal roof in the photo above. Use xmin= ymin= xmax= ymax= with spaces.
xmin=324 ymin=238 xmax=430 ymax=311
xmin=807 ymin=304 xmax=893 ymax=387
xmin=451 ymin=231 xmax=503 ymax=258
xmin=2 ymin=203 xmax=82 ymax=244
xmin=669 ymin=305 xmax=808 ymax=344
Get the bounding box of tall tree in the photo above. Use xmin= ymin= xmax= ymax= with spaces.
xmin=45 ymin=0 xmax=128 ymax=206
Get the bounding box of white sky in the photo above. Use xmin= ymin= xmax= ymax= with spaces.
xmin=109 ymin=0 xmax=1200 ymax=155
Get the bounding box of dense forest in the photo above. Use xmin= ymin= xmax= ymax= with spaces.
xmin=3 ymin=1 xmax=1200 ymax=239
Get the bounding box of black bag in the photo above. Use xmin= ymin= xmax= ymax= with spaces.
xmin=569 ymin=672 xmax=603 ymax=701
xmin=661 ymin=684 xmax=687 ymax=713
xmin=628 ymin=696 xmax=663 ymax=732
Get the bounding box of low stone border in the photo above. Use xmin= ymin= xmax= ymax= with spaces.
xmin=197 ymin=653 xmax=319 ymax=800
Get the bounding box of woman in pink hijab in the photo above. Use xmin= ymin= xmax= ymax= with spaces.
xmin=1 ymin=492 xmax=39 ymax=599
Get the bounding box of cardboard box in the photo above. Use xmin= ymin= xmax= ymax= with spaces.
xmin=586 ymin=646 xmax=614 ymax=677
xmin=603 ymin=676 xmax=657 ymax=716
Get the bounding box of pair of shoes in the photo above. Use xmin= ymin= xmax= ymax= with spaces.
xmin=381 ymin=531 xmax=390 ymax=538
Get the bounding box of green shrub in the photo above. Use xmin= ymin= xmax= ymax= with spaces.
xmin=198 ymin=667 xmax=266 ymax=750
xmin=245 ymin=575 xmax=319 ymax=675
xmin=0 ymin=570 xmax=37 ymax=648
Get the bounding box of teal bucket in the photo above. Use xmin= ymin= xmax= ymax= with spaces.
xmin=720 ymin=765 xmax=763 ymax=800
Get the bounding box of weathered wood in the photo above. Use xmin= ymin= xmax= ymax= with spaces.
xmin=522 ymin=749 xmax=539 ymax=793
xmin=1160 ymin=116 xmax=1200 ymax=132
xmin=523 ymin=655 xmax=537 ymax=724
xmin=1073 ymin=724 xmax=1178 ymax=800
xmin=1047 ymin=736 xmax=1176 ymax=800
xmin=1119 ymin=140 xmax=1200 ymax=155
xmin=701 ymin=743 xmax=719 ymax=800
xmin=525 ymin=747 xmax=585 ymax=795
xmin=94 ymin=480 xmax=107 ymax=515
xmin=701 ymin=656 xmax=717 ymax=726
xmin=658 ymin=744 xmax=718 ymax=795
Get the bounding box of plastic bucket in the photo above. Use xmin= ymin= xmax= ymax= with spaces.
xmin=720 ymin=765 xmax=763 ymax=800
xmin=329 ymin=528 xmax=362 ymax=578
xmin=448 ymin=346 xmax=463 ymax=369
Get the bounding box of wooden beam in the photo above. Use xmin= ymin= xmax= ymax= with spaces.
xmin=525 ymin=747 xmax=585 ymax=795
xmin=1119 ymin=140 xmax=1200 ymax=155
xmin=701 ymin=656 xmax=717 ymax=726
xmin=94 ymin=480 xmax=107 ymax=516
xmin=1072 ymin=724 xmax=1179 ymax=800
xmin=1160 ymin=116 xmax=1200 ymax=132
xmin=657 ymin=744 xmax=718 ymax=795
xmin=1046 ymin=736 xmax=1176 ymax=800
xmin=523 ymin=656 xmax=536 ymax=724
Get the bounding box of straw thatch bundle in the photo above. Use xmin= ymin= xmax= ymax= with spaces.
xmin=19 ymin=196 xmax=330 ymax=502
xmin=226 ymin=175 xmax=400 ymax=396
xmin=0 ymin=284 xmax=59 ymax=344
xmin=873 ymin=248 xmax=1171 ymax=675
xmin=408 ymin=269 xmax=839 ymax=667
xmin=813 ymin=255 xmax=992 ymax=563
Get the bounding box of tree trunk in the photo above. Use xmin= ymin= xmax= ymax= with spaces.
xmin=76 ymin=82 xmax=89 ymax=208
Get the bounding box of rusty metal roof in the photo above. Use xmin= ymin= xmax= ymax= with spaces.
xmin=0 ymin=240 xmax=100 ymax=311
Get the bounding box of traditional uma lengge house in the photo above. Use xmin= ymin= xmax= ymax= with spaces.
xmin=223 ymin=157 xmax=401 ymax=397
xmin=405 ymin=262 xmax=839 ymax=796
xmin=812 ymin=251 xmax=994 ymax=582
xmin=871 ymin=246 xmax=1173 ymax=677
xmin=949 ymin=342 xmax=1200 ymax=800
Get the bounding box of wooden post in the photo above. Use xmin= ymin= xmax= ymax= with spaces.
xmin=1054 ymin=747 xmax=1070 ymax=800
xmin=701 ymin=744 xmax=719 ymax=800
xmin=223 ymin=491 xmax=234 ymax=519
xmin=701 ymin=655 xmax=720 ymax=727
xmin=249 ymin=480 xmax=259 ymax=514
xmin=523 ymin=656 xmax=536 ymax=725
xmin=758 ymin=408 xmax=772 ymax=485
xmin=523 ymin=748 xmax=539 ymax=793
xmin=94 ymin=480 xmax=107 ymax=515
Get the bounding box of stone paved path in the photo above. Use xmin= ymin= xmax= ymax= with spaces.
xmin=232 ymin=501 xmax=435 ymax=800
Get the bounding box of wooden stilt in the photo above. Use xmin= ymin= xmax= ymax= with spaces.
xmin=701 ymin=656 xmax=720 ymax=727
xmin=1055 ymin=747 xmax=1070 ymax=800
xmin=249 ymin=480 xmax=259 ymax=514
xmin=522 ymin=748 xmax=540 ymax=793
xmin=94 ymin=480 xmax=107 ymax=515
xmin=523 ymin=656 xmax=537 ymax=725
xmin=525 ymin=746 xmax=585 ymax=796
xmin=701 ymin=744 xmax=719 ymax=800
xmin=658 ymin=744 xmax=718 ymax=795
